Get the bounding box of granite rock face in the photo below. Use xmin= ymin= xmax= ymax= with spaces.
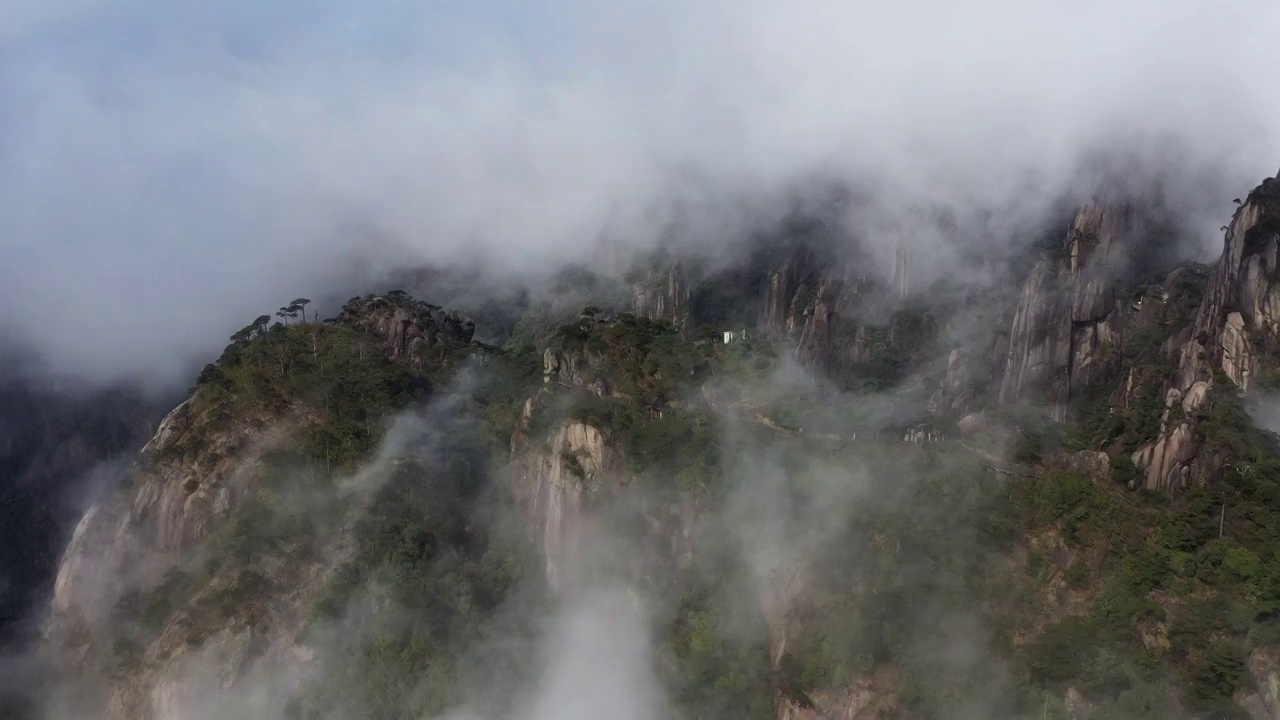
xmin=632 ymin=260 xmax=692 ymax=333
xmin=1238 ymin=645 xmax=1280 ymax=720
xmin=510 ymin=415 xmax=614 ymax=595
xmin=1135 ymin=175 xmax=1280 ymax=491
xmin=41 ymin=293 xmax=479 ymax=720
xmin=999 ymin=203 xmax=1144 ymax=420
xmin=337 ymin=293 xmax=475 ymax=369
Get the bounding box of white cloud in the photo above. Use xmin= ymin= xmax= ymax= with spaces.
xmin=1 ymin=0 xmax=1278 ymax=385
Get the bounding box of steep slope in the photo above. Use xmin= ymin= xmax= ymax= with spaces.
xmin=496 ymin=170 xmax=1280 ymax=720
xmin=998 ymin=203 xmax=1146 ymax=419
xmin=35 ymin=293 xmax=545 ymax=720
xmin=26 ymin=168 xmax=1280 ymax=720
xmin=1119 ymin=175 xmax=1280 ymax=496
xmin=509 ymin=311 xmax=715 ymax=593
xmin=506 ymin=290 xmax=1280 ymax=720
xmin=0 ymin=370 xmax=162 ymax=643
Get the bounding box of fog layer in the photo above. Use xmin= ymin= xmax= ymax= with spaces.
xmin=2 ymin=0 xmax=1277 ymax=384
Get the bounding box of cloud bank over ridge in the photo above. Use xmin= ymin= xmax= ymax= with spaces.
xmin=2 ymin=0 xmax=1278 ymax=385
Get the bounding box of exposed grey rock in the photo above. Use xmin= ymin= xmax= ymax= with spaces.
xmin=957 ymin=412 xmax=987 ymax=435
xmin=1137 ymin=176 xmax=1280 ymax=493
xmin=1181 ymin=381 xmax=1211 ymax=415
xmin=999 ymin=261 xmax=1072 ymax=417
xmin=760 ymin=249 xmax=819 ymax=340
xmin=999 ymin=203 xmax=1141 ymax=420
xmin=1223 ymin=311 xmax=1256 ymax=390
xmin=43 ymin=295 xmax=477 ymax=718
xmin=337 ymin=294 xmax=475 ymax=369
xmin=47 ymin=407 xmax=290 ymax=646
xmin=1239 ymin=645 xmax=1280 ymax=720
xmin=510 ymin=418 xmax=612 ymax=594
xmin=1051 ymin=450 xmax=1113 ymax=485
xmin=632 ymin=260 xmax=692 ymax=333
xmin=794 ymin=276 xmax=842 ymax=373
xmin=1065 ymin=686 xmax=1093 ymax=720
xmin=1175 ymin=189 xmax=1275 ymax=391
xmin=1133 ymin=421 xmax=1198 ymax=493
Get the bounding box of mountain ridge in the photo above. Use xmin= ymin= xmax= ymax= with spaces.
xmin=10 ymin=168 xmax=1280 ymax=719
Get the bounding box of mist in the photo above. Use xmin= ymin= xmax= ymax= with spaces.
xmin=1 ymin=0 xmax=1278 ymax=387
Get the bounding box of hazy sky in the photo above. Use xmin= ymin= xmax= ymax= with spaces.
xmin=2 ymin=0 xmax=1279 ymax=386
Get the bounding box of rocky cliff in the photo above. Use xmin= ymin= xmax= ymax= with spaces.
xmin=631 ymin=260 xmax=692 ymax=334
xmin=510 ymin=408 xmax=618 ymax=595
xmin=335 ymin=292 xmax=476 ymax=369
xmin=624 ymin=206 xmax=1143 ymax=422
xmin=1132 ymin=174 xmax=1280 ymax=492
xmin=38 ymin=292 xmax=484 ymax=720
xmin=0 ymin=373 xmax=161 ymax=642
xmin=508 ymin=317 xmax=705 ymax=596
xmin=997 ymin=202 xmax=1151 ymax=420
xmin=1177 ymin=178 xmax=1280 ymax=392
xmin=26 ymin=168 xmax=1280 ymax=720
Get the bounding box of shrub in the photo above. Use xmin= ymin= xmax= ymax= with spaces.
xmin=1188 ymin=641 xmax=1248 ymax=716
xmin=1028 ymin=617 xmax=1102 ymax=684
xmin=1111 ymin=455 xmax=1142 ymax=487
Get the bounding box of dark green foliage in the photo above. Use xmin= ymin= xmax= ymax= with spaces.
xmin=559 ymin=313 xmax=712 ymax=408
xmin=97 ymin=293 xmax=557 ymax=718
xmin=553 ymin=315 xmax=594 ymax=350
xmin=139 ymin=568 xmax=196 ymax=632
xmin=781 ymin=598 xmax=882 ymax=692
xmin=1243 ymin=176 xmax=1280 ymax=256
xmin=1163 ymin=264 xmax=1211 ymax=326
xmin=624 ymin=412 xmax=721 ymax=494
xmin=889 ymin=304 xmax=937 ymax=360
xmin=1197 ymin=373 xmax=1280 ymax=466
xmin=1067 ymin=302 xmax=1184 ymax=453
xmin=470 ymin=344 xmax=542 ymax=445
xmin=756 ymin=444 xmax=1038 ymax=716
xmin=996 ymin=405 xmax=1065 ymax=465
xmin=1169 ymin=598 xmax=1230 ymax=661
xmin=826 ymin=296 xmax=944 ymax=394
xmin=1020 ymin=472 xmax=1093 ymax=528
xmin=1188 ymin=641 xmax=1248 ymax=717
xmin=1014 ymin=431 xmax=1046 ymax=464
xmin=191 ymin=316 xmax=437 ymax=470
xmin=539 ymin=313 xmax=729 ymax=497
xmin=984 ymin=387 xmax=1280 ymax=714
xmin=104 ymin=636 xmax=143 ymax=680
xmin=79 ymin=259 xmax=1280 ymax=720
xmin=1111 ymin=455 xmax=1142 ymax=487
xmin=1028 ymin=617 xmax=1103 ymax=684
xmin=1026 ymin=550 xmax=1048 ymax=580
xmin=843 ymin=325 xmax=907 ymax=392
xmin=666 ymin=575 xmax=774 ymax=720
xmin=506 ymin=304 xmax=579 ymax=351
xmin=1089 ymin=682 xmax=1176 ymax=720
xmin=292 ymin=420 xmax=546 ymax=720
xmin=564 ymin=390 xmax=627 ymax=429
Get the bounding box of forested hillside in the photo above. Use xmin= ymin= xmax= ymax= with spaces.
xmin=11 ymin=171 xmax=1280 ymax=720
